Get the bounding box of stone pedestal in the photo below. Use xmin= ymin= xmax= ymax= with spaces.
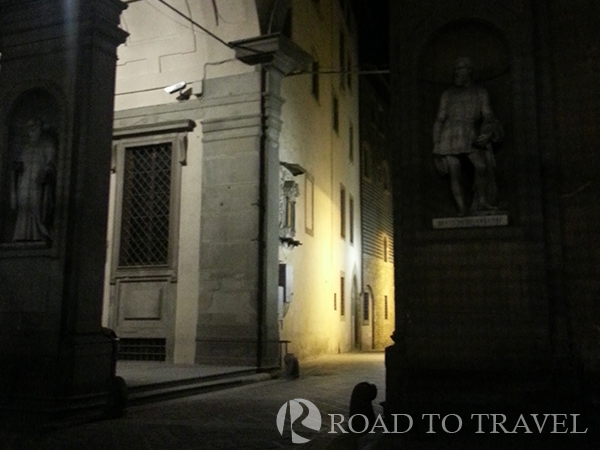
xmin=0 ymin=0 xmax=127 ymax=423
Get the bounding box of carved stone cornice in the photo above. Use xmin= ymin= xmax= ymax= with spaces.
xmin=0 ymin=0 xmax=128 ymax=53
xmin=230 ymin=33 xmax=312 ymax=76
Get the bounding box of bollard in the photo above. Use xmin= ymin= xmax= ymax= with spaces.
xmin=283 ymin=353 xmax=300 ymax=379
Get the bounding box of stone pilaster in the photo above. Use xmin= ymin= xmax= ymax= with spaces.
xmin=235 ymin=34 xmax=311 ymax=369
xmin=195 ymin=34 xmax=310 ymax=368
xmin=0 ymin=0 xmax=127 ymax=423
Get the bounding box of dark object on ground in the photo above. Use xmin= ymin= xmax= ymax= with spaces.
xmin=284 ymin=353 xmax=300 ymax=379
xmin=349 ymin=381 xmax=377 ymax=433
xmin=101 ymin=327 xmax=128 ymax=418
xmin=105 ymin=375 xmax=128 ymax=419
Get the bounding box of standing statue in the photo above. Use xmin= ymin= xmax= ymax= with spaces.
xmin=433 ymin=57 xmax=503 ymax=215
xmin=10 ymin=118 xmax=56 ymax=242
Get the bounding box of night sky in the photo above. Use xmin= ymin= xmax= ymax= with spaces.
xmin=351 ymin=0 xmax=390 ymax=69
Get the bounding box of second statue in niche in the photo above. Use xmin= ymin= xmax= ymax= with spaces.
xmin=433 ymin=57 xmax=503 ymax=216
xmin=10 ymin=117 xmax=57 ymax=242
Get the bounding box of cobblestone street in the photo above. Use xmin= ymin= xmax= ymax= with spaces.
xmin=1 ymin=352 xmax=597 ymax=450
xmin=0 ymin=353 xmax=386 ymax=450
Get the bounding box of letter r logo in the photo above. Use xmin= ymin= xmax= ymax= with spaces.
xmin=277 ymin=399 xmax=322 ymax=444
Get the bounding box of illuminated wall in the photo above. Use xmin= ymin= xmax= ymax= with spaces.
xmin=114 ymin=0 xmax=259 ymax=110
xmin=278 ymin=0 xmax=362 ymax=359
xmin=102 ymin=0 xmax=365 ymax=365
xmin=360 ymin=76 xmax=395 ymax=351
xmin=103 ymin=0 xmax=262 ymax=364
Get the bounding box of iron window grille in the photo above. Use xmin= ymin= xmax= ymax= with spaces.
xmin=118 ymin=338 xmax=166 ymax=361
xmin=119 ymin=143 xmax=172 ymax=267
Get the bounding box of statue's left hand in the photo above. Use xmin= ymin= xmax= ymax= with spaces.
xmin=475 ymin=133 xmax=491 ymax=146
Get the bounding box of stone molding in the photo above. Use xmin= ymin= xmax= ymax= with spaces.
xmin=230 ymin=33 xmax=312 ymax=75
xmin=201 ymin=115 xmax=263 ymax=143
xmin=113 ymin=119 xmax=196 ymax=140
xmin=0 ymin=0 xmax=128 ymax=55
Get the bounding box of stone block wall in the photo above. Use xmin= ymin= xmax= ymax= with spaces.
xmin=389 ymin=0 xmax=553 ymax=375
xmin=386 ymin=0 xmax=600 ymax=410
xmin=548 ymin=0 xmax=600 ymax=374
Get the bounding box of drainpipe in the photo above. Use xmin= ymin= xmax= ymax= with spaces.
xmin=256 ymin=66 xmax=268 ymax=370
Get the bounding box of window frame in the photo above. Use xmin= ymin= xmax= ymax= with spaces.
xmin=333 ymin=94 xmax=340 ymax=134
xmin=110 ymin=120 xmax=193 ymax=281
xmin=311 ymin=59 xmax=320 ymax=101
xmin=349 ymin=122 xmax=354 ymax=162
xmin=347 ymin=54 xmax=352 ymax=90
xmin=339 ymin=29 xmax=346 ymax=90
xmin=118 ymin=141 xmax=174 ymax=268
xmin=340 ymin=184 xmax=346 ymax=239
xmin=340 ymin=275 xmax=346 ymax=317
xmin=349 ymin=194 xmax=354 ymax=244
xmin=305 ymin=173 xmax=314 ymax=236
xmin=384 ymin=295 xmax=389 ymax=320
xmin=361 ymin=143 xmax=373 ymax=180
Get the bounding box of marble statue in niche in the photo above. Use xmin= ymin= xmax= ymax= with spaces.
xmin=279 ymin=166 xmax=301 ymax=247
xmin=9 ymin=117 xmax=56 ymax=242
xmin=433 ymin=57 xmax=503 ymax=216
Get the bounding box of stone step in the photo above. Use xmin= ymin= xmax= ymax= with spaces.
xmin=127 ymin=368 xmax=280 ymax=405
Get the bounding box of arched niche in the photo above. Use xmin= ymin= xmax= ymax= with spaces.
xmin=418 ymin=20 xmax=514 ymax=219
xmin=420 ymin=20 xmax=510 ymax=84
xmin=1 ymin=89 xmax=61 ymax=244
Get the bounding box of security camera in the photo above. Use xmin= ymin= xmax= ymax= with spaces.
xmin=164 ymin=81 xmax=186 ymax=94
xmin=176 ymin=87 xmax=193 ymax=101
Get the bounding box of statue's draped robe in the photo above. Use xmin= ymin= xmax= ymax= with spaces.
xmin=433 ymin=85 xmax=492 ymax=156
xmin=11 ymin=137 xmax=56 ymax=241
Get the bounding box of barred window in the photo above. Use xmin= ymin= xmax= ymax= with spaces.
xmin=118 ymin=338 xmax=166 ymax=361
xmin=119 ymin=143 xmax=172 ymax=267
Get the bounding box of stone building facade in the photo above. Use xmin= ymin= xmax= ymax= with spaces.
xmin=0 ymin=0 xmax=128 ymax=420
xmin=102 ymin=0 xmax=364 ymax=366
xmin=360 ymin=75 xmax=395 ymax=351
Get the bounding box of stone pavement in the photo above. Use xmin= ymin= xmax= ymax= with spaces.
xmin=0 ymin=352 xmax=385 ymax=450
xmin=0 ymin=352 xmax=597 ymax=449
xmin=116 ymin=360 xmax=270 ymax=404
xmin=116 ymin=361 xmax=257 ymax=388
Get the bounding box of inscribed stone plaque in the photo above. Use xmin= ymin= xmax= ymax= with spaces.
xmin=432 ymin=214 xmax=508 ymax=229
